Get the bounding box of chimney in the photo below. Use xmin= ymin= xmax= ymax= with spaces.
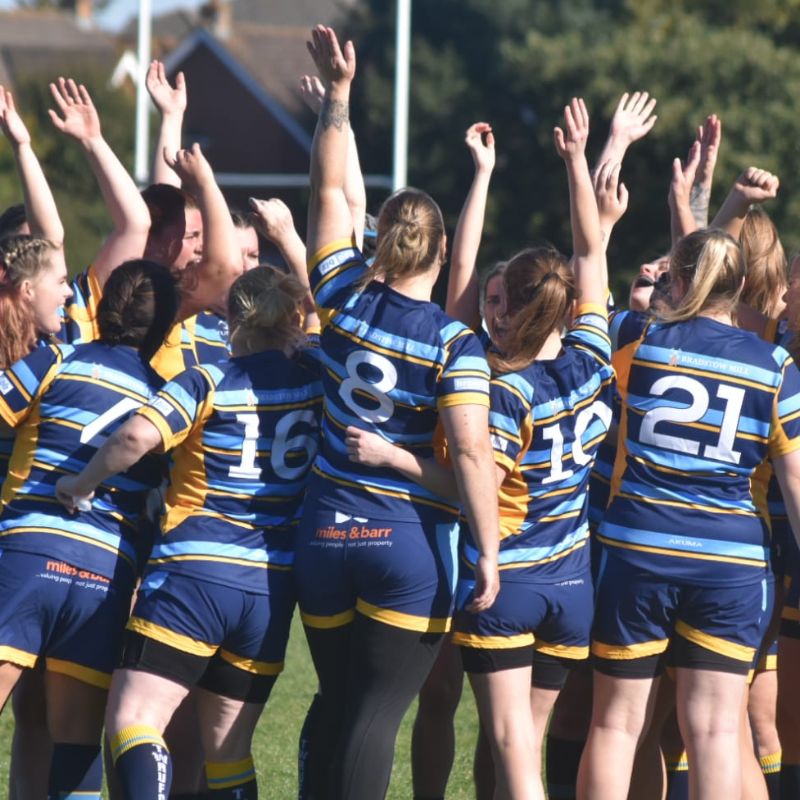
xmin=210 ymin=0 xmax=232 ymax=41
xmin=74 ymin=0 xmax=93 ymax=29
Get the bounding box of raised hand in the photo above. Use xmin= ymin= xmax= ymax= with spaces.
xmin=249 ymin=197 xmax=297 ymax=245
xmin=48 ymin=77 xmax=101 ymax=142
xmin=300 ymin=74 xmax=326 ymax=115
xmin=306 ymin=25 xmax=356 ymax=88
xmin=695 ymin=114 xmax=721 ymax=187
xmin=609 ymin=91 xmax=657 ymax=146
xmin=465 ymin=122 xmax=495 ymax=174
xmin=146 ymin=60 xmax=186 ymax=117
xmin=594 ymin=160 xmax=628 ymax=229
xmin=164 ymin=143 xmax=213 ymax=193
xmin=0 ymin=86 xmax=31 ymax=146
xmin=669 ymin=141 xmax=701 ymax=210
xmin=733 ymin=167 xmax=779 ymax=204
xmin=554 ymin=98 xmax=589 ymax=160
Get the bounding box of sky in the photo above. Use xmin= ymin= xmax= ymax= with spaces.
xmin=0 ymin=0 xmax=205 ymax=31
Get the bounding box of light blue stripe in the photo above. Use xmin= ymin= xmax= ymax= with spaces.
xmin=331 ymin=313 xmax=443 ymax=363
xmin=12 ymin=360 xmax=40 ymax=397
xmin=448 ymin=355 xmax=490 ymax=374
xmin=625 ymin=439 xmax=753 ymax=476
xmin=489 ymin=411 xmax=523 ymax=436
xmin=599 ymin=521 xmax=768 ymax=561
xmin=441 ymin=320 xmax=470 ymax=343
xmin=0 ymin=512 xmax=136 ymax=561
xmin=151 ymin=540 xmax=294 ymax=565
xmin=434 ymin=521 xmax=459 ymax=596
xmin=532 ymin=371 xmax=608 ymax=418
xmin=777 ymin=393 xmax=800 ymax=419
xmin=38 ymin=403 xmax=96 ymax=426
xmin=494 ymin=372 xmax=534 ymax=403
xmin=58 ymin=361 xmax=154 ymax=397
xmin=635 ymin=344 xmax=780 ymax=388
xmin=465 ymin=525 xmax=589 ymax=565
xmin=214 ymin=385 xmax=322 ymax=406
xmin=162 ymin=382 xmax=199 ymax=420
xmin=619 ymin=478 xmax=755 ymax=512
xmin=206 ymin=769 xmax=256 ymax=787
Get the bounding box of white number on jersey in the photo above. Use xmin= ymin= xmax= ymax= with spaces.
xmin=542 ymin=400 xmax=612 ymax=484
xmin=639 ymin=375 xmax=744 ymax=464
xmin=339 ymin=350 xmax=398 ymax=424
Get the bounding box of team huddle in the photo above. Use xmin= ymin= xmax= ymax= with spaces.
xmin=0 ymin=21 xmax=798 ymax=800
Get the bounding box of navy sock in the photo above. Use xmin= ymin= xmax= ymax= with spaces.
xmin=110 ymin=725 xmax=172 ymax=800
xmin=780 ymin=763 xmax=800 ymax=800
xmin=545 ymin=735 xmax=584 ymax=799
xmin=665 ymin=750 xmax=689 ymax=800
xmin=48 ymin=742 xmax=103 ymax=800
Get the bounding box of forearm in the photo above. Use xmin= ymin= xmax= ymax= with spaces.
xmin=452 ymin=443 xmax=499 ymax=561
xmin=71 ymin=419 xmax=158 ymax=497
xmin=710 ymin=192 xmax=748 ymax=240
xmin=446 ymin=169 xmax=492 ymax=328
xmin=344 ymin=129 xmax=366 ymax=248
xmin=566 ymin=154 xmax=602 ymax=260
xmin=594 ymin=135 xmax=628 ymax=177
xmin=82 ymin=136 xmax=150 ymax=234
xmin=385 ymin=447 xmax=460 ymax=502
xmin=276 ymin=227 xmax=310 ymax=291
xmin=670 ymin=196 xmax=698 ymax=245
xmin=13 ymin=142 xmax=64 ymax=244
xmin=179 ymin=179 xmax=240 ymax=318
xmin=689 ymin=183 xmax=711 ymax=228
xmin=152 ymin=112 xmax=183 ymax=187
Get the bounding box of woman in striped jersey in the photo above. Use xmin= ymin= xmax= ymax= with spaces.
xmin=0 ymin=259 xmax=178 ymax=800
xmin=56 ymin=266 xmax=322 ymax=800
xmin=577 ymin=227 xmax=800 ymax=800
xmin=295 ymin=25 xmax=499 ymax=800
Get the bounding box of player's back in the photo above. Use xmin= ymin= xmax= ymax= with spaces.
xmin=0 ymin=340 xmax=165 ymax=576
xmin=601 ymin=316 xmax=800 ymax=585
xmin=309 ymin=242 xmax=489 ymax=523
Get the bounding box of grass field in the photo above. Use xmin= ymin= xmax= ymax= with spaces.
xmin=0 ymin=612 xmax=482 ymax=798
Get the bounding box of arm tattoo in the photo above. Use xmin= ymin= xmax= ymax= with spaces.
xmin=320 ymin=98 xmax=350 ymax=132
xmin=689 ymin=184 xmax=711 ymax=227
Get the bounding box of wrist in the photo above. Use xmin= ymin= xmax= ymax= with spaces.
xmin=11 ymin=139 xmax=32 ymax=152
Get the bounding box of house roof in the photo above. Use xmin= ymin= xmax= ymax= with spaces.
xmin=0 ymin=8 xmax=118 ymax=89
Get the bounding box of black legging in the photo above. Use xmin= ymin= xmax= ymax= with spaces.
xmin=302 ymin=612 xmax=443 ymax=800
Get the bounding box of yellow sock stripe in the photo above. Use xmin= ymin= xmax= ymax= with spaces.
xmin=205 ymin=755 xmax=256 ymax=789
xmin=110 ymin=725 xmax=168 ymax=763
xmin=664 ymin=750 xmax=689 ymax=772
xmin=760 ymin=751 xmax=782 ymax=775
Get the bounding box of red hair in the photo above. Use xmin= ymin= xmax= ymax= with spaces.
xmin=0 ymin=262 xmax=38 ymax=369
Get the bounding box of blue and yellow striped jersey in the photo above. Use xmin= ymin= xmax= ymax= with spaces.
xmin=588 ymin=309 xmax=649 ymax=527
xmin=0 ymin=341 xmax=166 ymax=578
xmin=599 ymin=316 xmax=800 ymax=585
xmin=136 ymin=348 xmax=323 ymax=593
xmin=466 ymin=304 xmax=614 ymax=580
xmin=60 ymin=265 xmax=102 ymax=345
xmin=188 ymin=310 xmax=231 ymax=364
xmin=308 ymin=240 xmax=490 ymax=523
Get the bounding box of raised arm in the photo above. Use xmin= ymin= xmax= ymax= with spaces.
xmin=305 ymin=25 xmax=357 ymax=258
xmin=554 ymin=98 xmax=604 ymax=308
xmin=55 ymin=415 xmax=162 ymax=513
xmin=164 ymin=144 xmax=242 ymax=319
xmin=594 ymin=91 xmax=657 ymax=174
xmin=689 ymin=114 xmax=721 ymax=227
xmin=710 ymin=167 xmax=780 ymax=241
xmin=146 ymin=61 xmax=186 ymax=188
xmin=301 ymin=73 xmax=366 ymax=248
xmin=249 ymin=197 xmax=317 ymax=324
xmin=668 ymin=140 xmax=701 ymax=246
xmin=49 ymin=77 xmax=150 ymax=287
xmin=445 ymin=122 xmax=495 ymax=329
xmin=0 ymin=86 xmax=64 ymax=247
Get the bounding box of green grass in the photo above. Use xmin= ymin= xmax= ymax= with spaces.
xmin=0 ymin=612 xmax=481 ymax=798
